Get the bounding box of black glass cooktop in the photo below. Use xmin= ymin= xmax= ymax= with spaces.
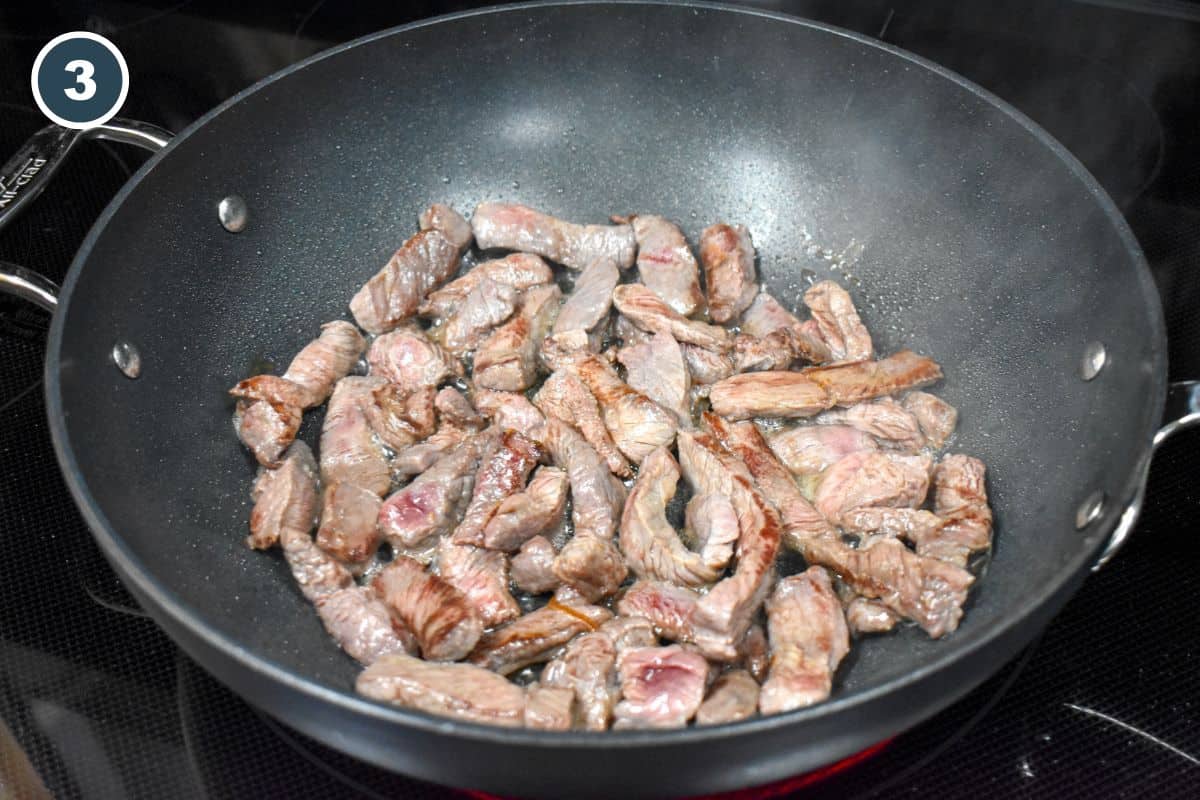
xmin=1 ymin=2 xmax=1197 ymax=798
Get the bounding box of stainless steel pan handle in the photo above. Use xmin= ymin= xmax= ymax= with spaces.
xmin=0 ymin=118 xmax=172 ymax=309
xmin=1092 ymin=380 xmax=1200 ymax=571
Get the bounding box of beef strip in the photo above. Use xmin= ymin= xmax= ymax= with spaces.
xmin=510 ymin=535 xmax=560 ymax=594
xmin=357 ymin=381 xmax=437 ymax=453
xmin=436 ymin=539 xmax=521 ymax=627
xmin=845 ymin=596 xmax=900 ymax=634
xmin=766 ymin=424 xmax=879 ymax=477
xmin=468 ymin=598 xmax=613 ymax=675
xmin=803 ymin=350 xmax=943 ymax=407
xmin=280 ymin=321 xmax=367 ymax=408
xmin=553 ymin=536 xmax=629 ymax=603
xmin=472 ymin=389 xmax=547 ymax=442
xmin=535 ymin=370 xmax=632 ymax=478
xmin=814 ymin=451 xmax=933 ymax=523
xmin=814 ymin=398 xmax=924 ymax=451
xmin=279 ymin=524 xmax=353 ymax=603
xmin=474 ymin=284 xmax=563 ymax=391
xmin=731 ymin=329 xmax=801 ymax=373
xmin=357 ymin=653 xmax=526 ymax=727
xmin=481 ymin=466 xmax=568 ymax=551
xmin=419 ymin=202 xmax=474 ymax=249
xmin=316 ymin=482 xmax=383 ymax=569
xmin=612 ymin=645 xmax=708 ymax=729
xmin=471 ymin=202 xmax=636 ymax=270
xmin=696 ymin=669 xmax=760 ymax=726
xmin=542 ymin=416 xmax=626 ymax=542
xmin=740 ymin=291 xmax=832 ymax=364
xmin=616 ymin=331 xmax=691 ymax=424
xmin=739 ymin=624 xmax=770 ymax=683
xmin=708 ymin=371 xmax=833 ymax=421
xmin=377 ymin=434 xmax=490 ymax=549
xmin=420 ymin=253 xmax=552 ymax=319
xmin=617 ymin=581 xmax=701 ymax=643
xmin=920 ymin=454 xmax=992 ymax=567
xmin=600 ymin=616 xmax=659 ymax=651
xmin=620 ymin=214 xmax=703 ymax=316
xmin=391 ymin=425 xmax=467 ymax=477
xmin=759 ymin=567 xmax=849 ymax=714
xmin=452 ymin=430 xmax=543 ymax=546
xmin=803 ymin=280 xmax=873 ymax=363
xmin=682 ymin=343 xmax=736 ymax=386
xmin=699 ymin=223 xmax=758 ymax=323
xmin=367 ymin=329 xmax=459 ymax=390
xmin=682 ymin=492 xmax=739 ymax=573
xmin=319 ymin=377 xmax=390 ymax=495
xmin=620 ymin=447 xmax=719 ymax=587
xmin=248 ymin=441 xmax=319 ymax=550
xmin=612 ymin=313 xmax=651 ymax=347
xmin=903 ymin=391 xmax=958 ymax=449
xmin=524 ymin=684 xmax=576 ymax=731
xmin=841 ymin=507 xmax=944 ymax=542
xmin=230 ymin=375 xmax=310 ymax=467
xmin=553 ymin=257 xmax=619 ymax=335
xmin=350 ymin=223 xmax=467 ymax=334
xmin=541 ymin=631 xmax=618 ymax=731
xmin=435 ymin=276 xmax=519 ymax=353
xmin=612 ymin=284 xmax=732 ymax=351
xmin=373 ymin=556 xmax=484 ymax=661
xmin=434 ymin=386 xmax=484 ymax=430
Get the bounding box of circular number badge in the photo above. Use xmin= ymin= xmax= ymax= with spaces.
xmin=31 ymin=32 xmax=129 ymax=130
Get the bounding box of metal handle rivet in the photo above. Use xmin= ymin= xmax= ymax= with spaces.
xmin=1075 ymin=490 xmax=1106 ymax=530
xmin=1080 ymin=341 xmax=1106 ymax=381
xmin=111 ymin=341 xmax=141 ymax=379
xmin=218 ymin=195 xmax=248 ymax=233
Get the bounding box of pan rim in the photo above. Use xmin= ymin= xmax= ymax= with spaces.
xmin=45 ymin=0 xmax=1168 ymax=751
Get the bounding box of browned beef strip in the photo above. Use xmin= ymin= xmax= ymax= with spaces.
xmin=234 ymin=397 xmax=302 ymax=468
xmin=468 ymin=598 xmax=613 ymax=675
xmin=319 ymin=377 xmax=391 ymax=495
xmin=845 ymin=596 xmax=900 ymax=634
xmin=373 ymin=556 xmax=484 ymax=661
xmin=419 ymin=202 xmax=473 ymax=249
xmin=920 ymin=454 xmax=993 ymax=567
xmin=368 ymin=329 xmax=459 ymax=390
xmin=436 ymin=539 xmax=520 ymax=627
xmin=803 ymin=350 xmax=943 ymax=407
xmin=903 ymin=391 xmax=958 ymax=449
xmin=617 ymin=331 xmax=691 ymax=424
xmin=682 ymin=343 xmax=736 ymax=386
xmin=542 ymin=630 xmax=618 ymax=730
xmin=474 ymin=284 xmax=563 ymax=391
xmin=481 ymin=466 xmax=568 ymax=551
xmin=696 ymin=669 xmax=761 ymax=726
xmin=316 ymin=482 xmax=382 ymax=569
xmin=523 ymin=684 xmax=576 ymax=731
xmin=553 ymin=536 xmax=629 ymax=602
xmin=452 ymin=431 xmax=543 ymax=546
xmin=471 ymin=202 xmax=636 ymax=270
xmin=362 ymin=381 xmax=437 ymax=451
xmin=280 ymin=321 xmax=366 ymax=408
xmin=279 ymin=524 xmax=353 ymax=603
xmin=731 ymin=329 xmax=801 ymax=373
xmin=472 ymin=389 xmax=547 ymax=441
xmin=617 ymin=581 xmax=701 ymax=644
xmin=814 ymin=398 xmax=924 ymax=451
xmin=708 ymin=371 xmax=833 ymax=421
xmin=248 ymin=441 xmax=319 ymax=550
xmin=740 ymin=291 xmax=832 ymax=364
xmin=553 ymin=257 xmax=619 ymax=335
xmin=350 ymin=226 xmax=465 ymax=335
xmin=612 ymin=645 xmax=708 ymax=729
xmin=434 ymin=386 xmax=484 ymax=430
xmin=357 ymin=653 xmax=526 ymax=727
xmin=390 ymin=424 xmax=467 ymax=477
xmin=434 ymin=277 xmax=519 ymax=353
xmin=377 ymin=434 xmax=489 ymax=550
xmin=841 ymin=507 xmax=944 ymax=541
xmin=420 ymin=253 xmax=552 ymax=319
xmin=699 ymin=223 xmax=758 ymax=323
xmin=510 ymin=536 xmax=560 ymax=594
xmin=621 ymin=214 xmax=703 ymax=316
xmin=814 ymin=451 xmax=933 ymax=523
xmin=803 ymin=280 xmax=873 ymax=363
xmin=612 ymin=283 xmax=732 ymax=351
xmin=682 ymin=492 xmax=739 ymax=574
xmin=542 ymin=416 xmax=626 ymax=542
xmin=766 ymin=424 xmax=879 ymax=477
xmin=760 ymin=567 xmax=849 ymax=714
xmin=535 ymin=370 xmax=632 ymax=478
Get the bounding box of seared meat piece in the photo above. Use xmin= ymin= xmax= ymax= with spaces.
xmin=471 ymin=202 xmax=636 ymax=270
xmin=699 ymin=223 xmax=758 ymax=323
xmin=677 ymin=432 xmax=782 ymax=660
xmin=373 ymin=556 xmax=484 ymax=661
xmin=280 ymin=524 xmax=353 ymax=602
xmin=731 ymin=330 xmax=801 ymax=373
xmin=760 ymin=567 xmax=849 ymax=714
xmin=814 ymin=451 xmax=933 ymax=523
xmin=682 ymin=343 xmax=736 ymax=386
xmin=600 ymin=616 xmax=659 ymax=651
xmin=233 ymin=396 xmax=302 ymax=468
xmin=419 ymin=202 xmax=473 ymax=249
xmin=841 ymin=507 xmax=944 ymax=541
xmin=436 ymin=539 xmax=520 ymax=627
xmin=553 ymin=257 xmax=619 ymax=335
xmin=434 ymin=386 xmax=484 ymax=430
xmin=435 ymin=277 xmax=519 ymax=353
xmin=708 ymin=371 xmax=832 ymax=421
xmin=542 ymin=631 xmax=618 ymax=730
xmin=468 ymin=598 xmax=613 ymax=675
xmin=903 ymin=391 xmax=958 ymax=449
xmin=510 ymin=536 xmax=560 ymax=594
xmin=621 ymin=447 xmax=719 ymax=586
xmin=553 ymin=536 xmax=629 ymax=602
xmin=616 ymin=331 xmax=691 ymax=424
xmin=420 ymin=253 xmax=551 ymax=319
xmin=481 ymin=466 xmax=568 ymax=551
xmin=378 ymin=435 xmax=488 ymax=549
xmin=248 ymin=441 xmax=319 ymax=550
xmin=920 ymin=454 xmax=992 ymax=567
xmin=802 ymin=535 xmax=972 ymax=637
xmin=452 ymin=430 xmax=543 ymax=546
xmin=612 ymin=645 xmax=708 ymax=729
xmin=696 ymin=669 xmax=760 ymax=726
xmin=803 ymin=280 xmax=873 ymax=363
xmin=320 ymin=377 xmax=390 ymax=495
xmin=612 ymin=313 xmax=651 ymax=347
xmin=350 ymin=225 xmax=466 ymax=335
xmin=361 ymin=381 xmax=437 ymax=451
xmin=280 ymin=321 xmax=367 ymax=408
xmin=535 ymin=370 xmax=632 ymax=478
xmin=524 ymin=684 xmax=576 ymax=731
xmin=740 ymin=292 xmax=831 ymax=364
xmin=368 ymin=329 xmax=458 ymax=390
xmin=391 ymin=425 xmax=467 ymax=477
xmin=547 ymin=349 xmax=678 ymax=465
xmin=617 ymin=581 xmax=701 ymax=643
xmin=815 ymin=398 xmax=924 ymax=451
xmin=738 ymin=624 xmax=769 ymax=683
xmin=767 ymin=424 xmax=878 ymax=477
xmin=472 ymin=389 xmax=547 ymax=441
xmin=804 ymin=350 xmax=943 ymax=407
xmin=621 ymin=214 xmax=703 ymax=316
xmin=542 ymin=416 xmax=626 ymax=542
xmin=474 ymin=284 xmax=563 ymax=391
xmin=612 ymin=284 xmax=732 ymax=351
xmin=316 ymin=482 xmax=382 ymax=568
xmin=357 ymin=653 xmax=526 ymax=727
xmin=845 ymin=596 xmax=900 ymax=634
xmin=683 ymin=492 xmax=739 ymax=573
